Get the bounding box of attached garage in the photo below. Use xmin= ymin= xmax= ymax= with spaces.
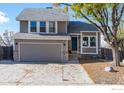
xmin=19 ymin=42 xmax=63 ymax=62
xmin=13 ymin=33 xmax=71 ymax=62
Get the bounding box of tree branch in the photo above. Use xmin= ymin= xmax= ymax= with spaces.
xmin=97 ymin=9 xmax=111 ymax=43
xmin=117 ymin=4 xmax=124 ymax=23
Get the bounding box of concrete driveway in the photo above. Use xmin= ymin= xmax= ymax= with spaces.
xmin=0 ymin=60 xmax=93 ymax=85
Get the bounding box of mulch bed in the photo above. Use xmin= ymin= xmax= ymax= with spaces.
xmin=79 ymin=59 xmax=124 ymax=85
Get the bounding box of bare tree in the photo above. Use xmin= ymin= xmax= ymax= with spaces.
xmin=0 ymin=30 xmax=14 ymax=46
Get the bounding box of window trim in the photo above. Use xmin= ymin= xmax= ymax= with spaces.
xmin=90 ymin=36 xmax=96 ymax=47
xmin=82 ymin=36 xmax=89 ymax=47
xmin=39 ymin=21 xmax=46 ymax=33
xmin=80 ymin=32 xmax=99 ymax=54
xmin=29 ymin=21 xmax=37 ymax=33
xmin=82 ymin=36 xmax=96 ymax=48
xmin=28 ymin=21 xmax=58 ymax=34
xmin=49 ymin=21 xmax=58 ymax=34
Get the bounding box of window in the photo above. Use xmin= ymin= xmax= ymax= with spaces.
xmin=40 ymin=21 xmax=46 ymax=32
xmin=49 ymin=21 xmax=55 ymax=33
xmin=90 ymin=37 xmax=96 ymax=47
xmin=82 ymin=37 xmax=88 ymax=46
xmin=30 ymin=21 xmax=37 ymax=32
xmin=82 ymin=36 xmax=96 ymax=47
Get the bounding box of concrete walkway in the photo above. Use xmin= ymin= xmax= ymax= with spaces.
xmin=0 ymin=60 xmax=93 ymax=85
xmin=63 ymin=60 xmax=93 ymax=85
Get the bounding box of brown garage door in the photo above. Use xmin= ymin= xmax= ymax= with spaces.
xmin=19 ymin=43 xmax=62 ymax=62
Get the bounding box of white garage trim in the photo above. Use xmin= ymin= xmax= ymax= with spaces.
xmin=18 ymin=42 xmax=64 ymax=62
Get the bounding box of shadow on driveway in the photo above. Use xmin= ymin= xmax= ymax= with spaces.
xmin=0 ymin=60 xmax=79 ymax=65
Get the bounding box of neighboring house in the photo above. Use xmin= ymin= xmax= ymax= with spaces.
xmin=13 ymin=8 xmax=100 ymax=62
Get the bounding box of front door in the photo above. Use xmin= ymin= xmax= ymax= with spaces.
xmin=71 ymin=37 xmax=77 ymax=51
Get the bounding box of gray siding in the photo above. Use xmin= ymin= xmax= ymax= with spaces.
xmin=82 ymin=48 xmax=96 ymax=53
xmin=82 ymin=32 xmax=96 ymax=36
xmin=20 ymin=21 xmax=67 ymax=34
xmin=81 ymin=32 xmax=100 ymax=55
xmin=69 ymin=32 xmax=100 ymax=56
xmin=98 ymin=32 xmax=101 ymax=49
xmin=58 ymin=21 xmax=67 ymax=34
xmin=20 ymin=21 xmax=28 ymax=33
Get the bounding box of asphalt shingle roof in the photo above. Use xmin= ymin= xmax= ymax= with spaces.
xmin=14 ymin=33 xmax=71 ymax=40
xmin=16 ymin=8 xmax=69 ymax=21
xmin=68 ymin=21 xmax=99 ymax=33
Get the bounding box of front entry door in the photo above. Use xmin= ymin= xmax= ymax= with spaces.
xmin=71 ymin=37 xmax=77 ymax=51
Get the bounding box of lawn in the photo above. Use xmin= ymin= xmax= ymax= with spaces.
xmin=79 ymin=59 xmax=124 ymax=85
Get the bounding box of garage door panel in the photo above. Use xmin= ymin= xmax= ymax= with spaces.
xmin=19 ymin=43 xmax=62 ymax=62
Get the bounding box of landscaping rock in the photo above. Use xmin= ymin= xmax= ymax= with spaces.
xmin=104 ymin=66 xmax=114 ymax=72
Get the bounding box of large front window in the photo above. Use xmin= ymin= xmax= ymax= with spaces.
xmin=49 ymin=21 xmax=55 ymax=33
xmin=90 ymin=37 xmax=96 ymax=47
xmin=82 ymin=36 xmax=96 ymax=47
xmin=30 ymin=21 xmax=37 ymax=32
xmin=82 ymin=37 xmax=88 ymax=46
xmin=40 ymin=21 xmax=46 ymax=32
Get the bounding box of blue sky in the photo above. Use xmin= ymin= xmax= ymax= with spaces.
xmin=0 ymin=3 xmax=81 ymax=35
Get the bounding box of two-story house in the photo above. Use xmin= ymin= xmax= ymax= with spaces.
xmin=13 ymin=8 xmax=100 ymax=62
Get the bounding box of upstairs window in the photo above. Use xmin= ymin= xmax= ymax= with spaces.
xmin=49 ymin=21 xmax=55 ymax=33
xmin=30 ymin=21 xmax=37 ymax=32
xmin=40 ymin=21 xmax=46 ymax=32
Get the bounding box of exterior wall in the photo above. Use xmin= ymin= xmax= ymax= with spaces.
xmin=69 ymin=32 xmax=100 ymax=59
xmin=82 ymin=48 xmax=96 ymax=53
xmin=13 ymin=39 xmax=69 ymax=62
xmin=20 ymin=21 xmax=28 ymax=33
xmin=68 ymin=35 xmax=80 ymax=53
xmin=81 ymin=32 xmax=100 ymax=55
xmin=82 ymin=32 xmax=96 ymax=36
xmin=68 ymin=40 xmax=71 ymax=52
xmin=19 ymin=21 xmax=67 ymax=34
xmin=58 ymin=21 xmax=67 ymax=34
xmin=98 ymin=32 xmax=101 ymax=53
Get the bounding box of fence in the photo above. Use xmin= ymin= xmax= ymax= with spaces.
xmin=101 ymin=48 xmax=124 ymax=61
xmin=0 ymin=46 xmax=124 ymax=61
xmin=0 ymin=46 xmax=13 ymax=60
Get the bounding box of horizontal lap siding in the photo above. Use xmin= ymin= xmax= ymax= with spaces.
xmin=20 ymin=21 xmax=28 ymax=33
xmin=82 ymin=48 xmax=96 ymax=53
xmin=58 ymin=21 xmax=67 ymax=34
xmin=20 ymin=21 xmax=67 ymax=34
xmin=82 ymin=32 xmax=96 ymax=36
xmin=82 ymin=32 xmax=100 ymax=55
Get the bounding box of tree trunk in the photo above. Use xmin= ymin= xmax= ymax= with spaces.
xmin=112 ymin=44 xmax=120 ymax=66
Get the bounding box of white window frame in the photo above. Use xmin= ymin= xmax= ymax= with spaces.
xmin=82 ymin=36 xmax=97 ymax=48
xmin=39 ymin=21 xmax=47 ymax=34
xmin=28 ymin=21 xmax=58 ymax=34
xmin=80 ymin=32 xmax=99 ymax=54
xmin=49 ymin=21 xmax=57 ymax=34
xmin=28 ymin=21 xmax=37 ymax=33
